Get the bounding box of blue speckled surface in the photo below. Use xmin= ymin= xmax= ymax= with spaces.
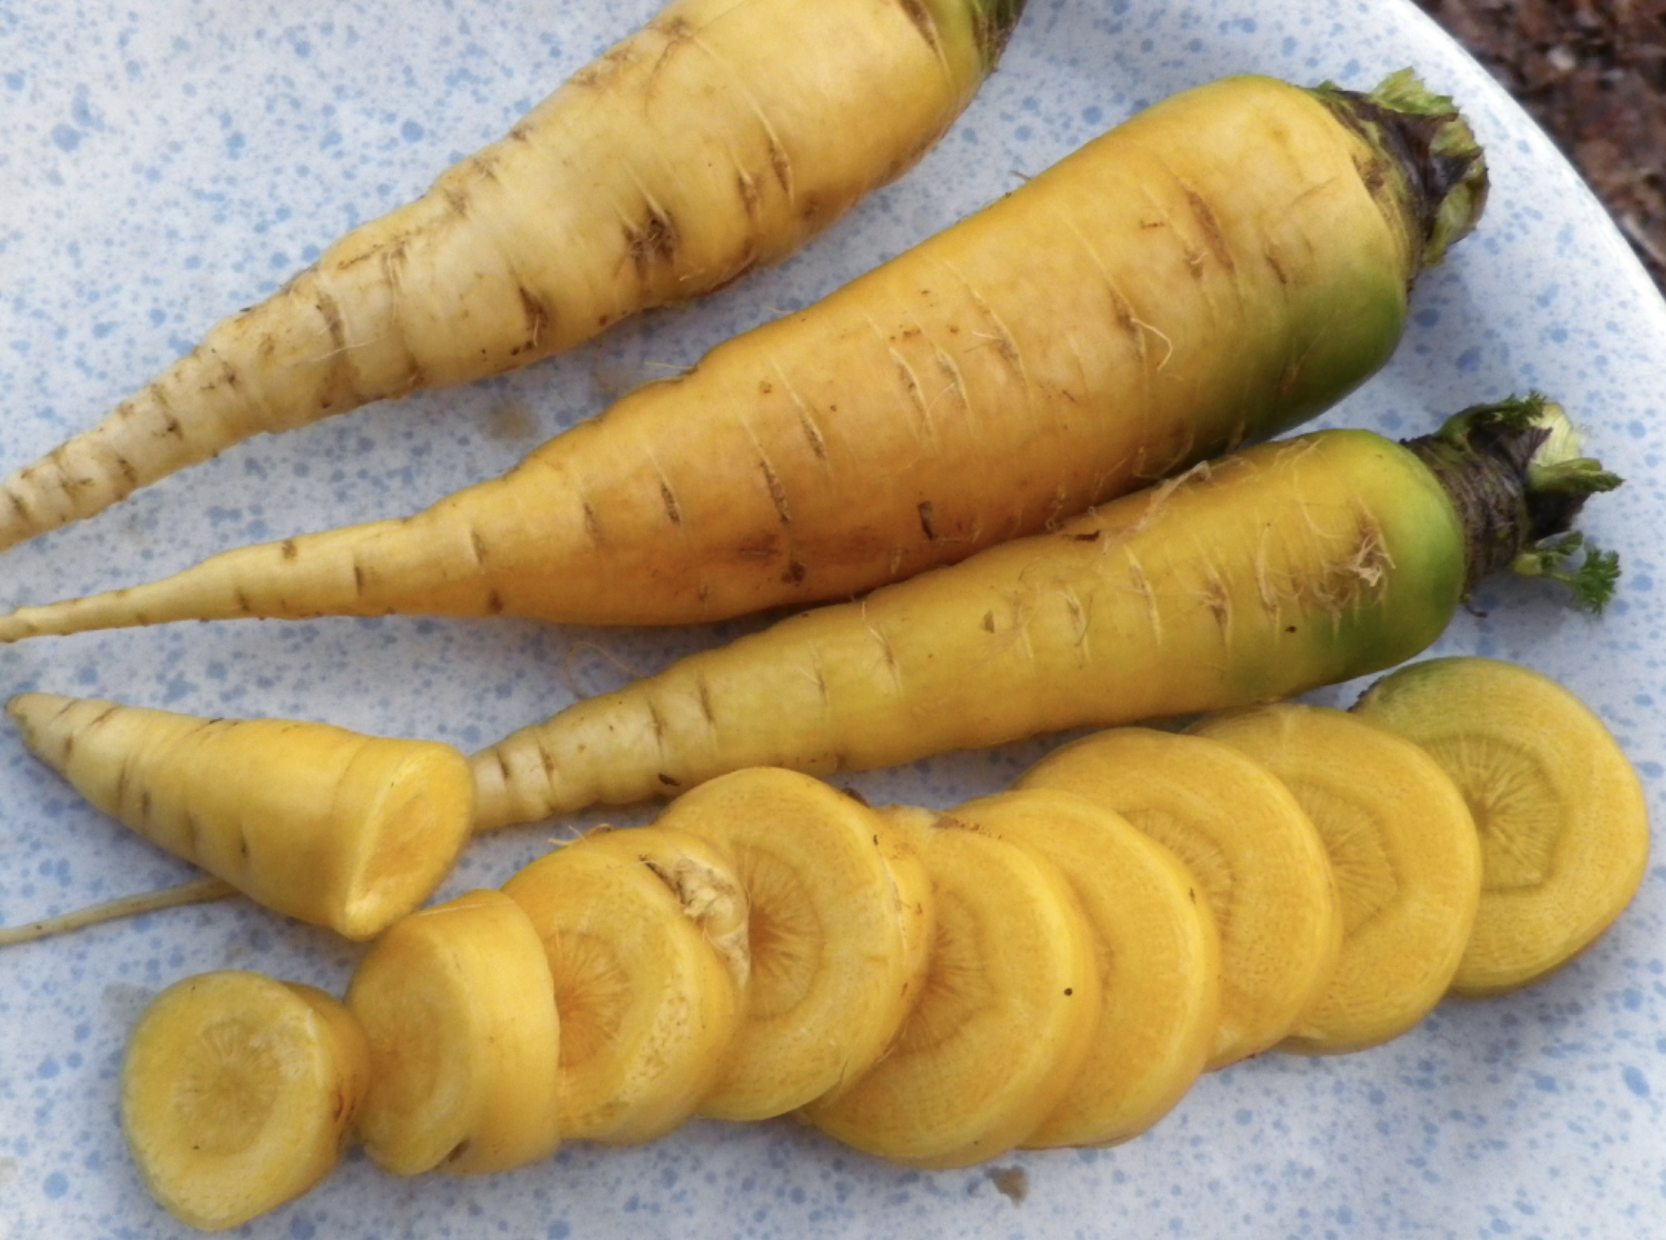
xmin=3 ymin=1 xmax=1665 ymax=1236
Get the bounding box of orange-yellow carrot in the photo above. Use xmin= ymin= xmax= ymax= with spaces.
xmin=0 ymin=70 xmax=1486 ymax=640
xmin=0 ymin=0 xmax=1022 ymax=552
xmin=470 ymin=399 xmax=1617 ymax=829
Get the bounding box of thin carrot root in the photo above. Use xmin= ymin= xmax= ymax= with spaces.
xmin=0 ymin=875 xmax=236 ymax=947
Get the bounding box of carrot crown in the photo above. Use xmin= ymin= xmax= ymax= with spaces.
xmin=1402 ymin=394 xmax=1623 ymax=610
xmin=1310 ymin=68 xmax=1489 ymax=272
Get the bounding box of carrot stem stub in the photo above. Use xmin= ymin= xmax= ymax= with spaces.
xmin=473 ymin=396 xmax=1620 ymax=829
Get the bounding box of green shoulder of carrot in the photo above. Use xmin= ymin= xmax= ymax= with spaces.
xmin=0 ymin=0 xmax=1030 ymax=556
xmin=0 ymin=66 xmax=1485 ymax=637
xmin=112 ymin=672 xmax=1647 ymax=1231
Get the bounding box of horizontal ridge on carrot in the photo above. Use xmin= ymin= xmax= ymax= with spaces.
xmin=0 ymin=69 xmax=1487 ymax=640
xmin=0 ymin=0 xmax=1025 ymax=552
xmin=470 ymin=395 xmax=1620 ymax=829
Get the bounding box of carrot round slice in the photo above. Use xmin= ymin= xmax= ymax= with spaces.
xmin=1353 ymin=657 xmax=1650 ymax=996
xmin=1193 ymin=705 xmax=1481 ymax=1053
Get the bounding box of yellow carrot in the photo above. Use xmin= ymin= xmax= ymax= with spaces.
xmin=0 ymin=70 xmax=1486 ymax=639
xmin=0 ymin=0 xmax=1022 ymax=552
xmin=471 ymin=398 xmax=1618 ymax=829
xmin=6 ymin=694 xmax=474 ymax=940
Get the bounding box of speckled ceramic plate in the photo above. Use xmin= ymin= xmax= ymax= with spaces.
xmin=3 ymin=1 xmax=1663 ymax=1236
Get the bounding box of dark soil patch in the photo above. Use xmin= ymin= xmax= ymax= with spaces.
xmin=1416 ymin=0 xmax=1666 ymax=290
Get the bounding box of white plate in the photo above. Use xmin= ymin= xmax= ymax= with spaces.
xmin=3 ymin=1 xmax=1663 ymax=1236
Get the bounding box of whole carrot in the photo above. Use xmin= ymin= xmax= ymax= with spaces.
xmin=0 ymin=70 xmax=1486 ymax=640
xmin=0 ymin=0 xmax=1024 ymax=552
xmin=470 ymin=396 xmax=1619 ymax=829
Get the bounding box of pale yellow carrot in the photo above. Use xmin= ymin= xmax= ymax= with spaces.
xmin=0 ymin=0 xmax=1021 ymax=551
xmin=7 ymin=693 xmax=474 ymax=940
xmin=0 ymin=70 xmax=1485 ymax=639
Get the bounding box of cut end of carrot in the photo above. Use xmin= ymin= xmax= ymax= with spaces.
xmin=332 ymin=741 xmax=477 ymax=941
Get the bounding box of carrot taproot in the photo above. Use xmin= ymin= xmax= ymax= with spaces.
xmin=0 ymin=69 xmax=1486 ymax=639
xmin=0 ymin=0 xmax=1024 ymax=553
xmin=470 ymin=396 xmax=1619 ymax=829
xmin=4 ymin=694 xmax=475 ymax=941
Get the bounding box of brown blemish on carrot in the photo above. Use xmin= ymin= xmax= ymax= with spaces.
xmin=896 ymin=0 xmax=941 ymax=51
xmin=660 ymin=481 xmax=682 ymax=526
xmin=485 ymin=589 xmax=506 ymax=616
xmin=625 ymin=206 xmax=680 ymax=278
xmin=1183 ymin=186 xmax=1235 ymax=271
xmin=1263 ymin=244 xmax=1292 ymax=286
xmin=767 ymin=137 xmax=794 ymax=199
xmin=1202 ymin=570 xmax=1231 ymax=632
xmin=517 ymin=286 xmax=550 ymax=354
xmin=782 ymin=560 xmax=807 ymax=585
xmin=917 ymin=501 xmax=937 ymax=540
xmin=760 ymin=459 xmax=791 ymax=525
xmin=645 ymin=15 xmax=695 ymax=84
xmin=379 ymin=240 xmax=411 ymax=291
xmin=280 ymin=540 xmax=299 ymax=561
xmin=572 ymin=42 xmax=639 ymax=90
